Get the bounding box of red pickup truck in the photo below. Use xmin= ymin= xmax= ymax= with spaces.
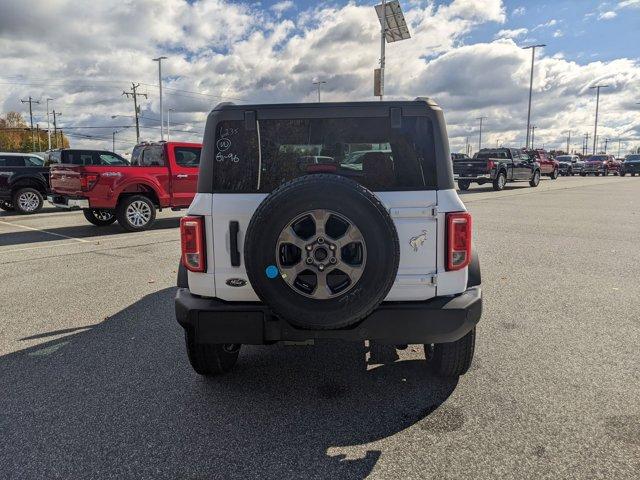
xmin=48 ymin=142 xmax=201 ymax=231
xmin=526 ymin=149 xmax=559 ymax=179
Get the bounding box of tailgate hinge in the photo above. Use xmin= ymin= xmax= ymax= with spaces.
xmin=428 ymin=274 xmax=438 ymax=286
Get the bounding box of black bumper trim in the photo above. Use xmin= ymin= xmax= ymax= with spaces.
xmin=175 ymin=286 xmax=482 ymax=345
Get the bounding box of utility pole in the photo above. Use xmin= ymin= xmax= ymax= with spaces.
xmin=476 ymin=116 xmax=488 ymax=151
xmin=465 ymin=136 xmax=470 ymax=156
xmin=52 ymin=110 xmax=61 ymax=148
xmin=152 ymin=56 xmax=167 ymax=140
xmin=531 ymin=125 xmax=537 ymax=149
xmin=566 ymin=130 xmax=571 ymax=154
xmin=20 ymin=96 xmax=40 ymax=152
xmin=45 ymin=98 xmax=54 ymax=150
xmin=590 ymin=84 xmax=609 ymax=155
xmin=522 ymin=44 xmax=546 ymax=149
xmin=167 ymin=108 xmax=175 ymax=141
xmin=583 ymin=133 xmax=590 ymax=156
xmin=617 ymin=138 xmax=622 ymax=158
xmin=122 ymin=83 xmax=147 ymax=144
xmin=604 ymin=138 xmax=610 ymax=154
xmin=379 ymin=0 xmax=387 ymax=100
xmin=36 ymin=124 xmax=41 ymax=151
xmin=313 ymin=80 xmax=326 ymax=102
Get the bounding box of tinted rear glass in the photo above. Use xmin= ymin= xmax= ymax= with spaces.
xmin=212 ymin=116 xmax=436 ymax=192
xmin=174 ymin=147 xmax=201 ymax=167
xmin=475 ymin=150 xmax=509 ymax=159
xmin=0 ymin=156 xmax=26 ymax=167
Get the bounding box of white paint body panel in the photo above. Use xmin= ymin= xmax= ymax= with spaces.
xmin=186 ymin=188 xmax=470 ymax=302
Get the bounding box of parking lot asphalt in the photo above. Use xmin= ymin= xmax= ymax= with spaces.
xmin=1 ymin=176 xmax=639 ymax=479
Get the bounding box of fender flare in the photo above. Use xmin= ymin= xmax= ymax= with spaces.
xmin=115 ymin=179 xmax=165 ymax=205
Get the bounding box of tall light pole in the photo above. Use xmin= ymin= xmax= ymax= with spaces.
xmin=476 ymin=116 xmax=488 ymax=151
xmin=374 ymin=1 xmax=410 ymax=100
xmin=167 ymin=108 xmax=175 ymax=141
xmin=52 ymin=110 xmax=61 ymax=148
xmin=590 ymin=84 xmax=609 ymax=155
xmin=531 ymin=125 xmax=537 ymax=149
xmin=112 ymin=130 xmax=120 ymax=153
xmin=565 ymin=130 xmax=571 ymax=154
xmin=312 ymin=80 xmax=326 ymax=102
xmin=522 ymin=44 xmax=546 ymax=149
xmin=46 ymin=98 xmax=54 ymax=150
xmin=153 ymin=56 xmax=168 ymax=141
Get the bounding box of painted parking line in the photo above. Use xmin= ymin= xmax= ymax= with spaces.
xmin=0 ymin=219 xmax=91 ymax=243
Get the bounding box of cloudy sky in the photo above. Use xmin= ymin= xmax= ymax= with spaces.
xmin=1 ymin=0 xmax=639 ymax=155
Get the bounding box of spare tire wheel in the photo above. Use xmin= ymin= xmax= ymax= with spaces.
xmin=244 ymin=174 xmax=400 ymax=330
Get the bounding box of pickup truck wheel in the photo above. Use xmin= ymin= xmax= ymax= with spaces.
xmin=529 ymin=170 xmax=540 ymax=187
xmin=620 ymin=171 xmax=626 ymax=177
xmin=244 ymin=174 xmax=399 ymax=330
xmin=492 ymin=171 xmax=506 ymax=191
xmin=184 ymin=329 xmax=240 ymax=376
xmin=83 ymin=209 xmax=116 ymax=226
xmin=13 ymin=187 xmax=44 ymax=214
xmin=457 ymin=180 xmax=470 ymax=191
xmin=116 ymin=195 xmax=156 ymax=231
xmin=550 ymin=168 xmax=559 ymax=180
xmin=0 ymin=201 xmax=14 ymax=211
xmin=425 ymin=328 xmax=475 ymax=377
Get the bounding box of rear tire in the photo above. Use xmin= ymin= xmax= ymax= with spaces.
xmin=550 ymin=168 xmax=559 ymax=180
xmin=184 ymin=329 xmax=240 ymax=376
xmin=425 ymin=328 xmax=476 ymax=377
xmin=83 ymin=209 xmax=116 ymax=226
xmin=457 ymin=180 xmax=470 ymax=191
xmin=580 ymin=172 xmax=586 ymax=177
xmin=13 ymin=187 xmax=44 ymax=214
xmin=492 ymin=171 xmax=506 ymax=191
xmin=620 ymin=171 xmax=626 ymax=177
xmin=529 ymin=170 xmax=541 ymax=187
xmin=116 ymin=195 xmax=156 ymax=231
xmin=0 ymin=201 xmax=14 ymax=211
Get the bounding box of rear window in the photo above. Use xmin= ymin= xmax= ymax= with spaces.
xmin=174 ymin=147 xmax=201 ymax=167
xmin=475 ymin=150 xmax=509 ymax=159
xmin=131 ymin=145 xmax=165 ymax=166
xmin=211 ymin=116 xmax=436 ymax=192
xmin=0 ymin=156 xmax=26 ymax=167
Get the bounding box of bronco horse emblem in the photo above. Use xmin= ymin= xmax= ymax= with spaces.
xmin=409 ymin=230 xmax=428 ymax=252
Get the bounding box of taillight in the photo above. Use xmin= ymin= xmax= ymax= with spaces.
xmin=180 ymin=216 xmax=206 ymax=272
xmin=486 ymin=160 xmax=495 ymax=172
xmin=446 ymin=212 xmax=472 ymax=271
xmin=80 ymin=173 xmax=99 ymax=191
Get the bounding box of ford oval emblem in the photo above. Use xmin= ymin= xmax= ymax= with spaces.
xmin=226 ymin=278 xmax=247 ymax=287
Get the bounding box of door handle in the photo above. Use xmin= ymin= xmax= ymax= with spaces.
xmin=229 ymin=221 xmax=241 ymax=267
xmin=176 ymin=174 xmax=188 ymax=178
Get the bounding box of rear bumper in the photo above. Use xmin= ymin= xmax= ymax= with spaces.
xmin=175 ymin=286 xmax=482 ymax=345
xmin=47 ymin=194 xmax=89 ymax=209
xmin=454 ymin=173 xmax=492 ymax=183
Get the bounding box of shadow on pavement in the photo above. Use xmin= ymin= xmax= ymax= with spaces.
xmin=0 ymin=217 xmax=179 ymax=247
xmin=0 ymin=288 xmax=458 ymax=479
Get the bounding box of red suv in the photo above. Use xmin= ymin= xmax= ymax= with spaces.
xmin=48 ymin=142 xmax=201 ymax=231
xmin=526 ymin=149 xmax=559 ymax=179
xmin=582 ymin=155 xmax=621 ymax=176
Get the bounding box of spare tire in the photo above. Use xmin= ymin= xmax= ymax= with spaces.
xmin=244 ymin=174 xmax=399 ymax=330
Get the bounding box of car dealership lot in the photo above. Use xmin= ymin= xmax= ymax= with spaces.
xmin=1 ymin=176 xmax=638 ymax=479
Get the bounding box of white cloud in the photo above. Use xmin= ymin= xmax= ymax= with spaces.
xmin=512 ymin=6 xmax=526 ymax=16
xmin=0 ymin=0 xmax=638 ymax=155
xmin=598 ymin=11 xmax=617 ymax=20
xmin=618 ymin=0 xmax=640 ymax=8
xmin=271 ymin=1 xmax=294 ymax=15
xmin=553 ymin=30 xmax=564 ymax=38
xmin=495 ymin=28 xmax=528 ymax=39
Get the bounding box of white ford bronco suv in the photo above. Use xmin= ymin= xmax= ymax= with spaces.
xmin=175 ymin=98 xmax=482 ymax=378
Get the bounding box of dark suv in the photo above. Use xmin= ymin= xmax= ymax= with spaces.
xmin=175 ymin=99 xmax=482 ymax=379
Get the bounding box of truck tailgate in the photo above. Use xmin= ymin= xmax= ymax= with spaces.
xmin=453 ymin=159 xmax=489 ymax=176
xmin=49 ymin=165 xmax=83 ymax=195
